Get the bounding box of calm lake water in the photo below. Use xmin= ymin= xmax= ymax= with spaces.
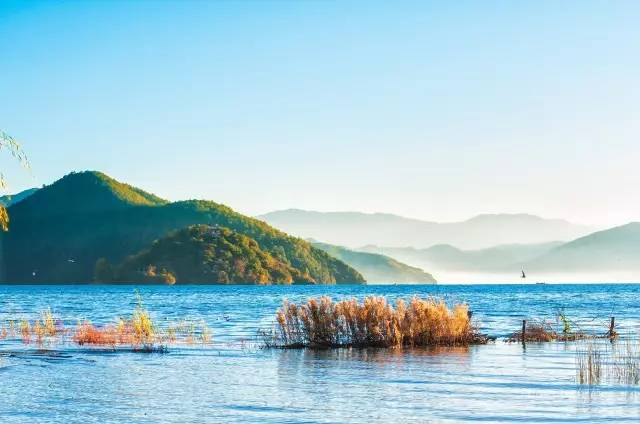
xmin=1 ymin=283 xmax=639 ymax=423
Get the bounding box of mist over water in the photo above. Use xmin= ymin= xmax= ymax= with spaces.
xmin=1 ymin=284 xmax=639 ymax=423
xmin=430 ymin=271 xmax=640 ymax=284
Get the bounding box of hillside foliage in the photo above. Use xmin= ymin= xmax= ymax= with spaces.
xmin=0 ymin=171 xmax=365 ymax=284
xmin=111 ymin=225 xmax=312 ymax=284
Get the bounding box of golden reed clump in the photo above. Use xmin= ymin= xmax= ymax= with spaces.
xmin=272 ymin=296 xmax=482 ymax=348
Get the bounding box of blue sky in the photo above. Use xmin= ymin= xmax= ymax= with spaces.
xmin=1 ymin=1 xmax=639 ymax=226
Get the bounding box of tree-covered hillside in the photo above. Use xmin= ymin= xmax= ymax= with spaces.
xmin=111 ymin=225 xmax=311 ymax=284
xmin=0 ymin=171 xmax=365 ymax=284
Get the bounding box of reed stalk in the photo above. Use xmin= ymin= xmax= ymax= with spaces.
xmin=270 ymin=296 xmax=483 ymax=349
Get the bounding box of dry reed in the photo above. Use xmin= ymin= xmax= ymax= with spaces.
xmin=507 ymin=315 xmax=594 ymax=343
xmin=73 ymin=299 xmax=163 ymax=351
xmin=576 ymin=338 xmax=640 ymax=386
xmin=268 ymin=296 xmax=484 ymax=349
xmin=577 ymin=341 xmax=604 ymax=385
xmin=1 ymin=298 xmax=213 ymax=352
xmin=507 ymin=322 xmax=558 ymax=343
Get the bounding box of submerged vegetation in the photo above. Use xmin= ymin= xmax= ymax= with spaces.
xmin=576 ymin=339 xmax=640 ymax=386
xmin=0 ymin=294 xmax=212 ymax=352
xmin=266 ymin=296 xmax=485 ymax=348
xmin=2 ymin=289 xmax=639 ymax=390
xmin=506 ymin=311 xmax=608 ymax=343
xmin=507 ymin=321 xmax=558 ymax=343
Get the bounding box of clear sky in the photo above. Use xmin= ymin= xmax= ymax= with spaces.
xmin=1 ymin=0 xmax=639 ymax=227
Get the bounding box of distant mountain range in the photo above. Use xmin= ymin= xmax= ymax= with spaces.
xmin=0 ymin=172 xmax=364 ymax=284
xmin=258 ymin=209 xmax=596 ymax=249
xmin=311 ymin=241 xmax=436 ymax=284
xmin=359 ymin=223 xmax=640 ymax=281
xmin=528 ymin=223 xmax=640 ymax=272
xmin=359 ymin=241 xmax=562 ymax=273
xmin=3 ymin=181 xmax=638 ymax=283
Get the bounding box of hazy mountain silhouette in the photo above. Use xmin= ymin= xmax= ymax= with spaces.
xmin=258 ymin=209 xmax=595 ymax=249
xmin=526 ymin=223 xmax=640 ymax=272
xmin=359 ymin=242 xmax=561 ymax=274
xmin=360 ymin=223 xmax=640 ymax=282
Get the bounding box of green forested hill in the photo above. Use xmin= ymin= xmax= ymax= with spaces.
xmin=312 ymin=242 xmax=436 ymax=283
xmin=112 ymin=225 xmax=310 ymax=284
xmin=0 ymin=171 xmax=364 ymax=284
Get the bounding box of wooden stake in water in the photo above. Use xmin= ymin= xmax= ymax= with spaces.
xmin=522 ymin=320 xmax=527 ymax=343
xmin=609 ymin=316 xmax=616 ymax=339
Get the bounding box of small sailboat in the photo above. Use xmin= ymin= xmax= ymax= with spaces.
xmin=521 ymin=269 xmax=526 ymax=279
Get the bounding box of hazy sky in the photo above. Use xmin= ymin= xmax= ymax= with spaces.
xmin=1 ymin=1 xmax=639 ymax=227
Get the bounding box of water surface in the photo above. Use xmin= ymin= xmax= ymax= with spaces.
xmin=1 ymin=284 xmax=639 ymax=423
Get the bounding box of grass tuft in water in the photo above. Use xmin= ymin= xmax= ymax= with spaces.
xmin=266 ymin=296 xmax=485 ymax=349
xmin=1 ymin=293 xmax=213 ymax=352
xmin=576 ymin=339 xmax=640 ymax=386
xmin=507 ymin=312 xmax=595 ymax=343
xmin=74 ymin=298 xmax=165 ymax=351
xmin=577 ymin=341 xmax=604 ymax=385
xmin=508 ymin=321 xmax=558 ymax=343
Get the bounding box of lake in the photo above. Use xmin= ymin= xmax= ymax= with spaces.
xmin=1 ymin=283 xmax=639 ymax=423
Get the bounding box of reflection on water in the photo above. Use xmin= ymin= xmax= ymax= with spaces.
xmin=1 ymin=284 xmax=640 ymax=423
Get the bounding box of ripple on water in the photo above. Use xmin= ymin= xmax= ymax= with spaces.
xmin=1 ymin=284 xmax=640 ymax=423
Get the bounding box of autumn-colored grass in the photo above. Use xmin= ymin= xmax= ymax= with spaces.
xmin=507 ymin=322 xmax=558 ymax=343
xmin=71 ymin=317 xmax=211 ymax=351
xmin=20 ymin=319 xmax=31 ymax=344
xmin=0 ymin=309 xmax=66 ymax=345
xmin=71 ymin=302 xmax=211 ymax=351
xmin=268 ymin=296 xmax=484 ymax=349
xmin=74 ymin=321 xmax=119 ymax=347
xmin=507 ymin=314 xmax=601 ymax=343
xmin=0 ymin=297 xmax=212 ymax=352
